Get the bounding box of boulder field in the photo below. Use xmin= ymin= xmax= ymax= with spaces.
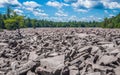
xmin=0 ymin=28 xmax=120 ymax=75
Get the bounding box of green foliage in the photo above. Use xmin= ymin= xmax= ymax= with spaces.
xmin=14 ymin=16 xmax=25 ymax=28
xmin=0 ymin=18 xmax=5 ymax=29
xmin=4 ymin=19 xmax=18 ymax=30
xmin=101 ymin=13 xmax=120 ymax=28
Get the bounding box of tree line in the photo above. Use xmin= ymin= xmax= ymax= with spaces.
xmin=101 ymin=14 xmax=120 ymax=28
xmin=0 ymin=7 xmax=120 ymax=30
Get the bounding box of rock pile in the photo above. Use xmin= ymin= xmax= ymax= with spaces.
xmin=0 ymin=28 xmax=120 ymax=75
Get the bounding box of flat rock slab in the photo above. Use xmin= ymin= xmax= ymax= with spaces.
xmin=27 ymin=70 xmax=36 ymax=75
xmin=48 ymin=52 xmax=58 ymax=57
xmin=99 ymin=55 xmax=117 ymax=64
xmin=0 ymin=71 xmax=4 ymax=75
xmin=0 ymin=43 xmax=8 ymax=46
xmin=75 ymin=33 xmax=88 ymax=38
xmin=110 ymin=49 xmax=120 ymax=54
xmin=115 ymin=67 xmax=120 ymax=75
xmin=86 ymin=72 xmax=101 ymax=75
xmin=70 ymin=68 xmax=78 ymax=75
xmin=29 ymin=51 xmax=38 ymax=60
xmin=40 ymin=55 xmax=64 ymax=72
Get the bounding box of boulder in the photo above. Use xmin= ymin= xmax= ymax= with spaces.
xmin=86 ymin=72 xmax=100 ymax=75
xmin=99 ymin=55 xmax=117 ymax=65
xmin=115 ymin=67 xmax=120 ymax=75
xmin=29 ymin=51 xmax=38 ymax=60
xmin=27 ymin=70 xmax=36 ymax=75
xmin=40 ymin=55 xmax=64 ymax=72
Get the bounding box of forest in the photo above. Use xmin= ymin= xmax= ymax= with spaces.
xmin=0 ymin=7 xmax=120 ymax=30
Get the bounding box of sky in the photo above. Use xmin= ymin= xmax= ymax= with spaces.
xmin=0 ymin=0 xmax=120 ymax=22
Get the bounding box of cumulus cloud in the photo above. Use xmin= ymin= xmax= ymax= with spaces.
xmin=72 ymin=0 xmax=104 ymax=9
xmin=55 ymin=10 xmax=68 ymax=17
xmin=67 ymin=0 xmax=120 ymax=11
xmin=64 ymin=0 xmax=77 ymax=3
xmin=113 ymin=10 xmax=118 ymax=13
xmin=102 ymin=1 xmax=120 ymax=9
xmin=70 ymin=0 xmax=120 ymax=12
xmin=109 ymin=14 xmax=115 ymax=17
xmin=23 ymin=1 xmax=48 ymax=17
xmin=68 ymin=15 xmax=79 ymax=21
xmin=14 ymin=9 xmax=23 ymax=15
xmin=23 ymin=1 xmax=41 ymax=9
xmin=14 ymin=9 xmax=23 ymax=13
xmin=46 ymin=1 xmax=62 ymax=8
xmin=74 ymin=8 xmax=88 ymax=12
xmin=79 ymin=16 xmax=103 ymax=22
xmin=30 ymin=8 xmax=48 ymax=17
xmin=0 ymin=0 xmax=21 ymax=7
xmin=33 ymin=11 xmax=48 ymax=17
xmin=46 ymin=1 xmax=69 ymax=8
xmin=104 ymin=10 xmax=109 ymax=14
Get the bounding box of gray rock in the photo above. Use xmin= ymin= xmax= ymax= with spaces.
xmin=99 ymin=55 xmax=117 ymax=65
xmin=86 ymin=72 xmax=100 ymax=75
xmin=1 ymin=28 xmax=120 ymax=75
xmin=27 ymin=70 xmax=36 ymax=75
xmin=115 ymin=67 xmax=120 ymax=75
xmin=40 ymin=55 xmax=64 ymax=72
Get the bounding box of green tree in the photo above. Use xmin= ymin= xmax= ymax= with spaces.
xmin=26 ymin=18 xmax=32 ymax=27
xmin=31 ymin=19 xmax=37 ymax=28
xmin=4 ymin=19 xmax=18 ymax=30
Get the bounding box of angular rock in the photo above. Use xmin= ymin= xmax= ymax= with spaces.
xmin=99 ymin=55 xmax=117 ymax=65
xmin=40 ymin=55 xmax=64 ymax=72
xmin=86 ymin=72 xmax=100 ymax=75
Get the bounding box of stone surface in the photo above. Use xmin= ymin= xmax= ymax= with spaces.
xmin=40 ymin=55 xmax=64 ymax=72
xmin=0 ymin=28 xmax=120 ymax=75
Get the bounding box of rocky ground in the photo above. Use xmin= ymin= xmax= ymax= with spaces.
xmin=0 ymin=28 xmax=120 ymax=75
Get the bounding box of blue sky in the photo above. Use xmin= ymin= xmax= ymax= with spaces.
xmin=0 ymin=0 xmax=120 ymax=22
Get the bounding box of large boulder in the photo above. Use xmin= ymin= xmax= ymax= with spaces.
xmin=40 ymin=55 xmax=65 ymax=72
xmin=86 ymin=72 xmax=100 ymax=75
xmin=99 ymin=55 xmax=117 ymax=65
xmin=115 ymin=67 xmax=120 ymax=75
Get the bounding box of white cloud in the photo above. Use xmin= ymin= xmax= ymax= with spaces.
xmin=109 ymin=14 xmax=115 ymax=17
xmin=113 ymin=10 xmax=118 ymax=13
xmin=71 ymin=0 xmax=100 ymax=9
xmin=14 ymin=9 xmax=23 ymax=15
xmin=33 ymin=11 xmax=48 ymax=17
xmin=63 ymin=3 xmax=69 ymax=6
xmin=46 ymin=1 xmax=62 ymax=8
xmin=35 ymin=8 xmax=44 ymax=12
xmin=23 ymin=1 xmax=41 ymax=8
xmin=0 ymin=0 xmax=21 ymax=7
xmin=47 ymin=15 xmax=103 ymax=22
xmin=46 ymin=1 xmax=69 ymax=8
xmin=55 ymin=10 xmax=68 ymax=17
xmin=64 ymin=0 xmax=77 ymax=3
xmin=28 ymin=8 xmax=48 ymax=17
xmin=75 ymin=8 xmax=88 ymax=12
xmin=102 ymin=1 xmax=120 ymax=9
xmin=89 ymin=16 xmax=103 ymax=21
xmin=25 ymin=7 xmax=33 ymax=11
xmin=98 ymin=18 xmax=102 ymax=20
xmin=23 ymin=1 xmax=48 ymax=17
xmin=69 ymin=15 xmax=79 ymax=21
xmin=104 ymin=10 xmax=109 ymax=14
xmin=71 ymin=0 xmax=103 ymax=13
xmin=71 ymin=0 xmax=120 ymax=12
